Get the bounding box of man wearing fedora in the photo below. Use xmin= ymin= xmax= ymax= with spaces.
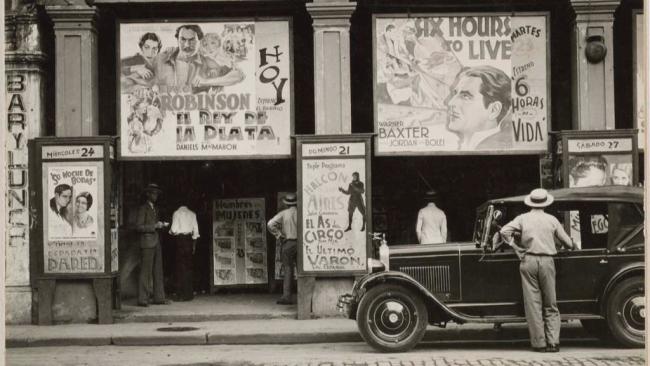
xmin=135 ymin=183 xmax=171 ymax=307
xmin=267 ymin=193 xmax=297 ymax=305
xmin=415 ymin=190 xmax=447 ymax=244
xmin=500 ymin=188 xmax=575 ymax=353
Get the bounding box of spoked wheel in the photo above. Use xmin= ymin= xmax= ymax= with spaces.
xmin=356 ymin=284 xmax=428 ymax=352
xmin=606 ymin=277 xmax=645 ymax=348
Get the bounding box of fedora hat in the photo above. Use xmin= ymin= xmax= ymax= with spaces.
xmin=144 ymin=183 xmax=163 ymax=193
xmin=423 ymin=190 xmax=438 ymax=201
xmin=283 ymin=193 xmax=297 ymax=206
xmin=524 ymin=188 xmax=554 ymax=208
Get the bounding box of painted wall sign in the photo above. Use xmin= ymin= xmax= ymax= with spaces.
xmin=119 ymin=20 xmax=292 ymax=158
xmin=42 ymin=145 xmax=104 ymax=160
xmin=301 ymin=154 xmax=367 ymax=272
xmin=6 ymin=73 xmax=29 ymax=250
xmin=212 ymin=198 xmax=267 ymax=286
xmin=42 ymin=163 xmax=105 ymax=273
xmin=374 ymin=13 xmax=549 ymax=155
xmin=567 ymin=138 xmax=633 ymax=153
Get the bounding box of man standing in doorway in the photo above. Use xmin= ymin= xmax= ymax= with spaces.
xmin=169 ymin=202 xmax=200 ymax=301
xmin=445 ymin=65 xmax=513 ymax=151
xmin=415 ymin=190 xmax=447 ymax=244
xmin=339 ymin=172 xmax=366 ymax=232
xmin=499 ymin=188 xmax=575 ymax=353
xmin=135 ymin=183 xmax=171 ymax=307
xmin=267 ymin=193 xmax=298 ymax=305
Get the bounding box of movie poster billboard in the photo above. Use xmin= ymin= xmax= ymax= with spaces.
xmin=42 ymin=163 xmax=104 ymax=274
xmin=119 ymin=20 xmax=292 ymax=158
xmin=300 ymin=143 xmax=368 ymax=273
xmin=634 ymin=11 xmax=645 ymax=149
xmin=374 ymin=13 xmax=549 ymax=155
xmin=212 ymin=198 xmax=267 ymax=287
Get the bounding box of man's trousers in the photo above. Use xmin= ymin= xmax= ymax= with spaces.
xmin=280 ymin=239 xmax=297 ymax=300
xmin=174 ymin=234 xmax=194 ymax=301
xmin=519 ymin=254 xmax=561 ymax=348
xmin=138 ymin=244 xmax=166 ymax=304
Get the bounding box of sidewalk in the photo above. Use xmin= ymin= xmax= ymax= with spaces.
xmin=6 ymin=318 xmax=590 ymax=348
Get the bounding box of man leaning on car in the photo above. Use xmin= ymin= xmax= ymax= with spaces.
xmin=499 ymin=188 xmax=576 ymax=353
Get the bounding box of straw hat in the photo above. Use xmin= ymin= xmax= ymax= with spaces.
xmin=524 ymin=188 xmax=554 ymax=208
xmin=283 ymin=193 xmax=297 ymax=206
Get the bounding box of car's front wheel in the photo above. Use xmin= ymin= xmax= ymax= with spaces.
xmin=606 ymin=277 xmax=645 ymax=348
xmin=356 ymin=284 xmax=428 ymax=353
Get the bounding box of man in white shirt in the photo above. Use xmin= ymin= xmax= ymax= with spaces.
xmin=169 ymin=203 xmax=200 ymax=301
xmin=267 ymin=193 xmax=297 ymax=305
xmin=415 ymin=190 xmax=447 ymax=244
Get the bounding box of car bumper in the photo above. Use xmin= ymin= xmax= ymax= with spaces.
xmin=337 ymin=293 xmax=354 ymax=318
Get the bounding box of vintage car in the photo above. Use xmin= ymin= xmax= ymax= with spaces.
xmin=337 ymin=186 xmax=645 ymax=352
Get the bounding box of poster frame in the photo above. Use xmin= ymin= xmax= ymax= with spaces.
xmin=295 ymin=134 xmax=373 ymax=277
xmin=632 ymin=9 xmax=645 ymax=150
xmin=556 ymin=129 xmax=639 ymax=189
xmin=29 ymin=136 xmax=118 ymax=280
xmin=115 ymin=16 xmax=295 ymax=160
xmin=372 ymin=11 xmax=551 ymax=156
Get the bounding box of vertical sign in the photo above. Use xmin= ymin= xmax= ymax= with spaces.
xmin=213 ymin=198 xmax=267 ymax=287
xmin=42 ymin=162 xmax=105 ymax=273
xmin=300 ymin=142 xmax=368 ymax=273
xmin=374 ymin=13 xmax=549 ymax=154
xmin=119 ymin=20 xmax=292 ymax=158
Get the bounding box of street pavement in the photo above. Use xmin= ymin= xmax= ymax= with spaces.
xmin=6 ymin=342 xmax=645 ymax=366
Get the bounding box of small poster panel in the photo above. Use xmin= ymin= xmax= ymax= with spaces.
xmin=119 ymin=20 xmax=292 ymax=158
xmin=43 ymin=163 xmax=104 ymax=273
xmin=213 ymin=198 xmax=267 ymax=287
xmin=375 ymin=13 xmax=549 ymax=154
xmin=301 ymin=152 xmax=367 ymax=273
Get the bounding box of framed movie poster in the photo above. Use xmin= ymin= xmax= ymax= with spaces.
xmin=633 ymin=10 xmax=645 ymax=149
xmin=212 ymin=198 xmax=268 ymax=290
xmin=296 ymin=135 xmax=373 ymax=276
xmin=374 ymin=13 xmax=550 ymax=155
xmin=118 ymin=19 xmax=293 ymax=159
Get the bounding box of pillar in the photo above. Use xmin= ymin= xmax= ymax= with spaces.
xmin=570 ymin=0 xmax=621 ymax=130
xmin=42 ymin=1 xmax=101 ymax=323
xmin=5 ymin=5 xmax=47 ymax=324
xmin=45 ymin=0 xmax=99 ymax=136
xmin=307 ymin=0 xmax=356 ymax=134
xmin=298 ymin=1 xmax=356 ymax=319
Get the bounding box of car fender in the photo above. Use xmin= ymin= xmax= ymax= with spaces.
xmin=600 ymin=261 xmax=645 ymax=314
xmin=354 ymin=270 xmax=468 ymax=323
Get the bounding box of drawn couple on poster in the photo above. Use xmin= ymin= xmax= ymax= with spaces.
xmin=121 ymin=24 xmax=249 ymax=153
xmin=49 ymin=184 xmax=96 ymax=238
xmin=377 ymin=21 xmax=515 ymax=151
xmin=568 ymin=156 xmax=634 ymax=187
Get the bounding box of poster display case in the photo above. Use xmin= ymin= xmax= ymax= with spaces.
xmin=29 ymin=136 xmax=119 ymax=324
xmin=211 ymin=198 xmax=268 ymax=291
xmin=296 ymin=134 xmax=373 ymax=276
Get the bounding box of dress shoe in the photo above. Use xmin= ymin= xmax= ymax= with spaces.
xmin=532 ymin=347 xmax=546 ymax=353
xmin=137 ymin=302 xmax=149 ymax=307
xmin=152 ymin=299 xmax=172 ymax=305
xmin=276 ymin=298 xmax=296 ymax=305
xmin=546 ymin=344 xmax=560 ymax=353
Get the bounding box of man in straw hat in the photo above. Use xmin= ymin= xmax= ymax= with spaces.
xmin=415 ymin=190 xmax=447 ymax=244
xmin=499 ymin=188 xmax=576 ymax=353
xmin=135 ymin=183 xmax=171 ymax=307
xmin=267 ymin=193 xmax=298 ymax=305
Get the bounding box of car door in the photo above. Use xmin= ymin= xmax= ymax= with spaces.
xmin=553 ymin=201 xmax=610 ymax=315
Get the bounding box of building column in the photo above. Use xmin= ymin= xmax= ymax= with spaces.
xmin=5 ymin=5 xmax=47 ymax=324
xmin=570 ymin=0 xmax=621 ymax=130
xmin=307 ymin=1 xmax=356 ymax=134
xmin=45 ymin=1 xmax=99 ymax=136
xmin=298 ymin=1 xmax=356 ymax=320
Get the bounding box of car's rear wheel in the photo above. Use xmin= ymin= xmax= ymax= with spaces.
xmin=606 ymin=277 xmax=645 ymax=348
xmin=356 ymin=284 xmax=428 ymax=353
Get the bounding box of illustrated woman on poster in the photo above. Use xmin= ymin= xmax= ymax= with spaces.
xmin=49 ymin=184 xmax=73 ymax=238
xmin=73 ymin=192 xmax=95 ymax=237
xmin=610 ymin=163 xmax=632 ymax=186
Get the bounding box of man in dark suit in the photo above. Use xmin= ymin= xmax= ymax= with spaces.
xmin=445 ymin=65 xmax=513 ymax=151
xmin=135 ymin=183 xmax=171 ymax=307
